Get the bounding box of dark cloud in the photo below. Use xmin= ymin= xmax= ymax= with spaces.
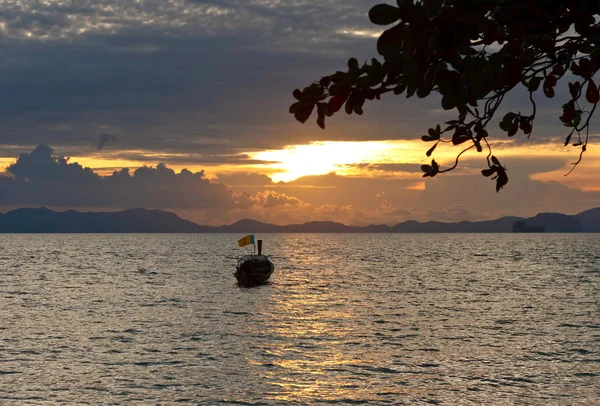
xmin=0 ymin=0 xmax=575 ymax=172
xmin=112 ymin=151 xmax=270 ymax=166
xmin=350 ymin=163 xmax=423 ymax=173
xmin=96 ymin=134 xmax=117 ymax=150
xmin=0 ymin=1 xmax=381 ymax=152
xmin=0 ymin=0 xmax=471 ymax=166
xmin=1 ymin=145 xmax=237 ymax=210
xmin=425 ymin=205 xmax=481 ymax=222
xmin=215 ymin=172 xmax=274 ymax=187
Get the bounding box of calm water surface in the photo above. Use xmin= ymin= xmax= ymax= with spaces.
xmin=1 ymin=234 xmax=598 ymax=404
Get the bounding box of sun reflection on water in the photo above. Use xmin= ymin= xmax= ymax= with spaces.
xmin=238 ymin=241 xmax=424 ymax=403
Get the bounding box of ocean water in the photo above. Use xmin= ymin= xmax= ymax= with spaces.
xmin=0 ymin=233 xmax=598 ymax=405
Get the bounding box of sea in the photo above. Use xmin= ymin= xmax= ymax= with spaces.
xmin=1 ymin=234 xmax=598 ymax=405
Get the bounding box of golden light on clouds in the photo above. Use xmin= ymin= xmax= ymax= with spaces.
xmin=249 ymin=141 xmax=429 ymax=182
xmin=3 ymin=138 xmax=599 ymax=191
xmin=336 ymin=28 xmax=382 ymax=38
xmin=0 ymin=158 xmax=13 ymax=172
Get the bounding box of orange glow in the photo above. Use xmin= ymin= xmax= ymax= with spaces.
xmin=405 ymin=181 xmax=426 ymax=191
xmin=3 ymin=139 xmax=599 ymax=191
xmin=249 ymin=141 xmax=427 ymax=182
xmin=0 ymin=158 xmax=13 ymax=171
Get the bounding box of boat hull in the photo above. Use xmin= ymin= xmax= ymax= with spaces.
xmin=235 ymin=257 xmax=274 ymax=287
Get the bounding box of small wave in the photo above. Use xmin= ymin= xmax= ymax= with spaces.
xmin=136 ymin=267 xmax=158 ymax=275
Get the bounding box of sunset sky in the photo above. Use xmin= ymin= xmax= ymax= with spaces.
xmin=1 ymin=0 xmax=599 ymax=226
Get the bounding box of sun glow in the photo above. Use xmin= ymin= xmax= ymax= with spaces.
xmin=249 ymin=141 xmax=424 ymax=182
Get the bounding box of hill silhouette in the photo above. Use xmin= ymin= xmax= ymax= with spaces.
xmin=1 ymin=207 xmax=600 ymax=233
xmin=0 ymin=207 xmax=600 ymax=233
xmin=0 ymin=208 xmax=213 ymax=233
xmin=576 ymin=207 xmax=600 ymax=232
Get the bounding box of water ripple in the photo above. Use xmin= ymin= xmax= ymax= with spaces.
xmin=0 ymin=233 xmax=598 ymax=404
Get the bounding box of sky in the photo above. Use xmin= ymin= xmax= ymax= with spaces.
xmin=1 ymin=0 xmax=599 ymax=226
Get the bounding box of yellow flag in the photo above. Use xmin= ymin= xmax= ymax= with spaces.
xmin=238 ymin=234 xmax=255 ymax=247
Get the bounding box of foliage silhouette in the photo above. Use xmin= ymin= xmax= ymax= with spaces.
xmin=290 ymin=0 xmax=600 ymax=191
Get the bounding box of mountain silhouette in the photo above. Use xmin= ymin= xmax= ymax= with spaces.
xmin=0 ymin=208 xmax=214 ymax=233
xmin=1 ymin=207 xmax=599 ymax=233
xmin=576 ymin=207 xmax=600 ymax=232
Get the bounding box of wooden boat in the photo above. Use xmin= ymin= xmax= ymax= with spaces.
xmin=235 ymin=239 xmax=274 ymax=287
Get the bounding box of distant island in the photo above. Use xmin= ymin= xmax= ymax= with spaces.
xmin=512 ymin=220 xmax=545 ymax=233
xmin=1 ymin=207 xmax=600 ymax=233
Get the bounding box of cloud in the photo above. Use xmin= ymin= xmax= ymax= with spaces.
xmin=0 ymin=0 xmax=447 ymax=162
xmin=96 ymin=134 xmax=117 ymax=150
xmin=1 ymin=144 xmax=237 ymax=209
xmin=0 ymin=0 xmax=582 ymax=181
xmin=350 ymin=162 xmax=424 ymax=174
xmin=3 ymin=145 xmax=600 ymax=227
xmin=425 ymin=205 xmax=481 ymax=222
xmin=215 ymin=172 xmax=274 ymax=187
xmin=194 ymin=189 xmax=418 ymax=227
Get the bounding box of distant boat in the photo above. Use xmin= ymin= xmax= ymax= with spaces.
xmin=235 ymin=236 xmax=274 ymax=287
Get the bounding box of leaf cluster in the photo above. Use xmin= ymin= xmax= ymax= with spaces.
xmin=290 ymin=0 xmax=600 ymax=191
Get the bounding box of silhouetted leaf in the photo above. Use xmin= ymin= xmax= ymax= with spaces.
xmin=441 ymin=94 xmax=456 ymax=110
xmin=345 ymin=99 xmax=353 ymax=114
xmin=417 ymin=86 xmax=431 ymax=98
xmin=426 ymin=143 xmax=437 ymax=157
xmin=491 ymin=156 xmax=500 ymax=166
xmin=294 ymin=103 xmax=315 ymax=123
xmin=394 ymin=84 xmax=407 ymax=95
xmin=328 ymin=94 xmax=348 ymax=112
xmin=586 ymin=79 xmax=599 ymax=104
xmin=543 ymin=85 xmax=555 ymax=98
xmin=520 ymin=120 xmax=532 ymax=135
xmin=289 ymin=102 xmax=302 ymax=114
xmin=495 ymin=167 xmax=508 ymax=192
xmin=560 ymin=101 xmax=576 ymax=123
xmin=481 ymin=168 xmax=496 ymax=177
xmin=317 ymin=111 xmax=325 ymax=129
xmin=319 ymin=77 xmax=332 ymax=87
xmin=564 ymin=133 xmax=572 ymax=146
xmin=508 ymin=120 xmax=519 ymax=137
xmin=369 ymin=4 xmax=402 ymax=25
xmin=452 ymin=132 xmax=470 ymax=145
xmin=568 ymin=81 xmax=580 ymax=99
xmin=316 ymin=104 xmax=327 ymax=129
xmin=528 ymin=77 xmax=541 ymax=92
xmin=331 ymin=71 xmax=346 ymax=84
